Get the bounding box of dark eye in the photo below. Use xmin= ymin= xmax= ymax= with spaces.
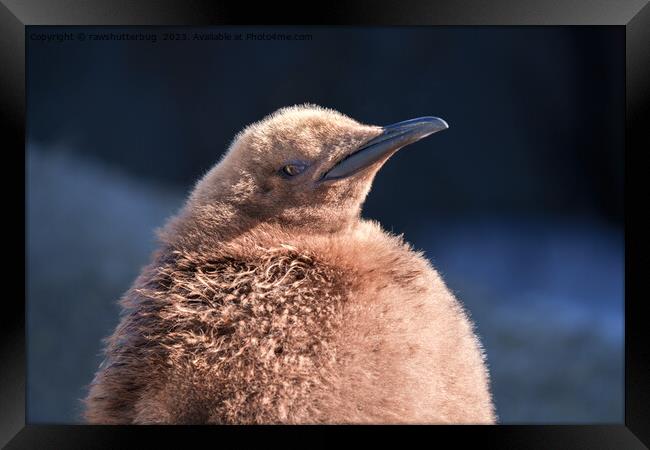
xmin=280 ymin=163 xmax=306 ymax=177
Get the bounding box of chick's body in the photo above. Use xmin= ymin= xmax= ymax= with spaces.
xmin=84 ymin=105 xmax=495 ymax=424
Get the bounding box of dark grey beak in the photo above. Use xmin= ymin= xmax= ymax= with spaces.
xmin=321 ymin=116 xmax=449 ymax=181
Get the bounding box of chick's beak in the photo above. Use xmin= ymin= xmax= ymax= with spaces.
xmin=321 ymin=116 xmax=449 ymax=181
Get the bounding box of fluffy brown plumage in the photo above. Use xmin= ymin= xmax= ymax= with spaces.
xmin=84 ymin=105 xmax=495 ymax=424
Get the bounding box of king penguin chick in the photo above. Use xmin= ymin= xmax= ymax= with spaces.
xmin=84 ymin=104 xmax=495 ymax=424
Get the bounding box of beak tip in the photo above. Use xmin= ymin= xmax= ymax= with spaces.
xmin=425 ymin=116 xmax=449 ymax=132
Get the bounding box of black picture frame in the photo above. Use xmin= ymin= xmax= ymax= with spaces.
xmin=4 ymin=0 xmax=648 ymax=447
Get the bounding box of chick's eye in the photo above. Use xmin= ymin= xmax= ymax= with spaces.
xmin=281 ymin=163 xmax=306 ymax=177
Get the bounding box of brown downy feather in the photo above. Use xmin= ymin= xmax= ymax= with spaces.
xmin=84 ymin=105 xmax=495 ymax=424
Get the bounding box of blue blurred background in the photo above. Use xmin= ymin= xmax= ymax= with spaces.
xmin=26 ymin=26 xmax=624 ymax=424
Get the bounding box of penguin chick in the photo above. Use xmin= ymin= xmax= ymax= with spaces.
xmin=84 ymin=104 xmax=495 ymax=424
